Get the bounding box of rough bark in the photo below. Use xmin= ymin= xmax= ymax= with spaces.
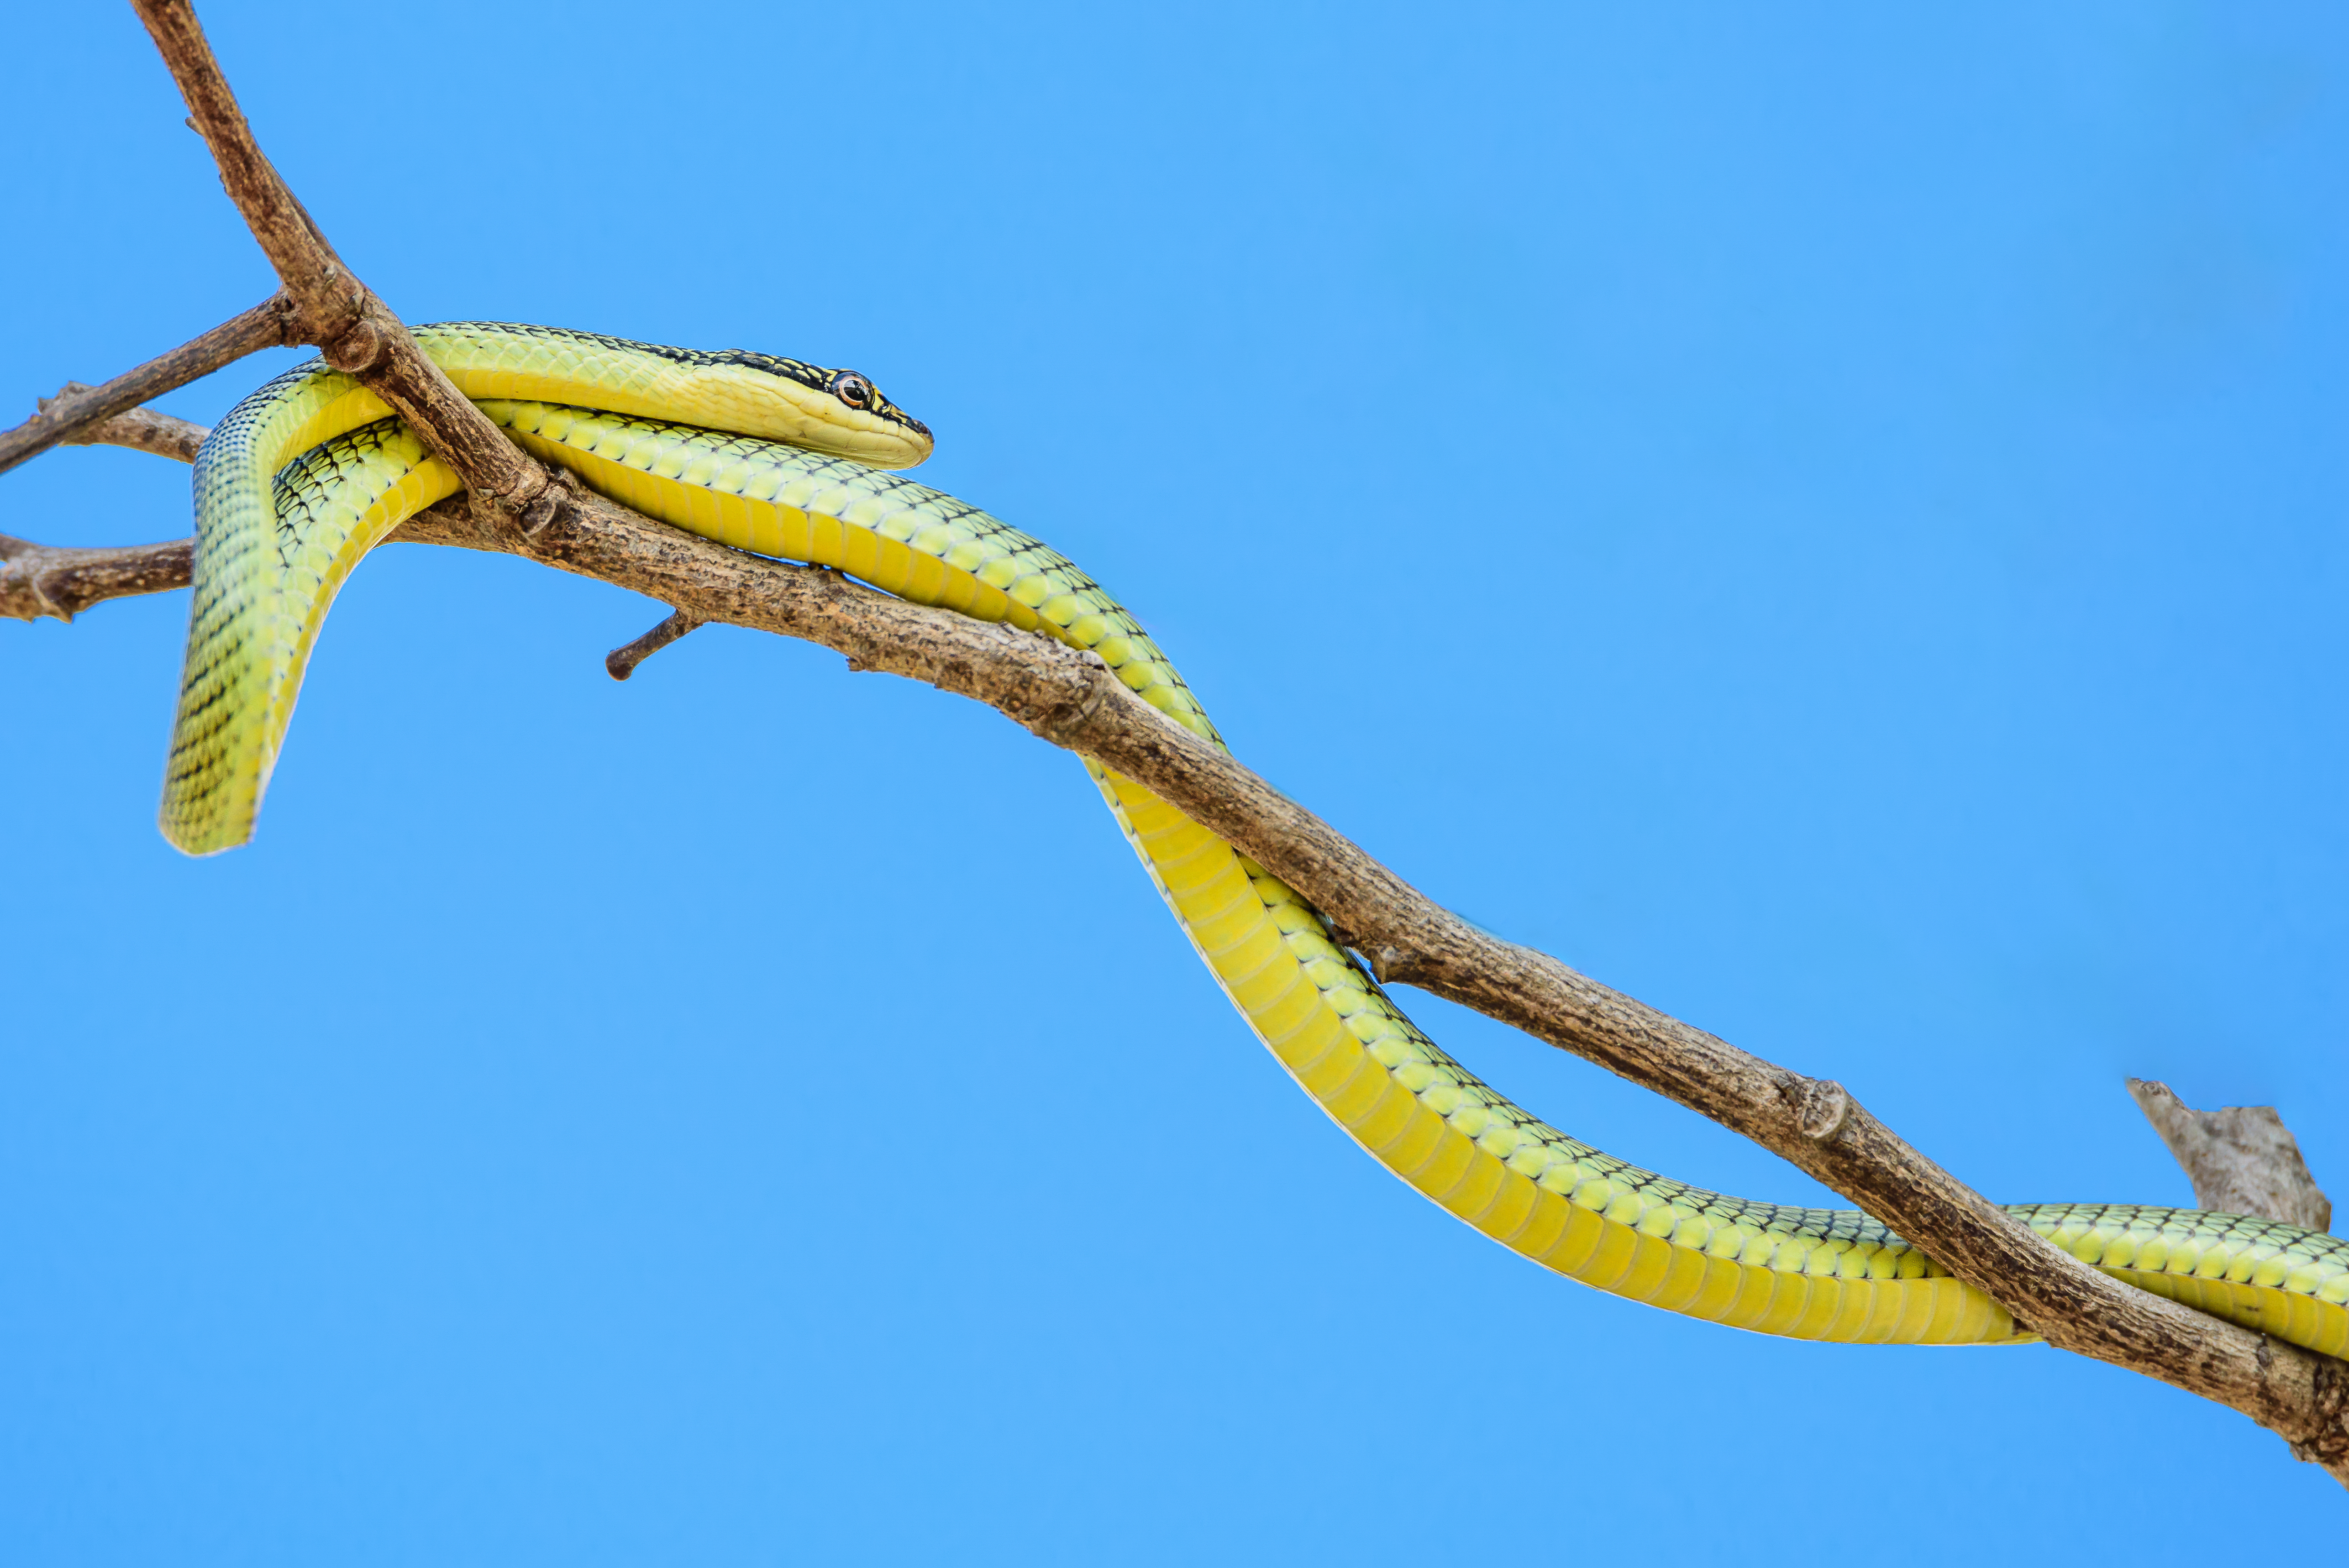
xmin=7 ymin=0 xmax=2347 ymax=1487
xmin=0 ymin=531 xmax=196 ymax=621
xmin=604 ymin=609 xmax=708 ymax=681
xmin=48 ymin=392 xmax=210 ymax=463
xmin=13 ymin=423 xmax=2344 ymax=1479
xmin=127 ymin=0 xmax=554 ymax=520
xmin=0 ymin=296 xmax=292 ymax=476
xmin=2131 ymin=1080 xmax=2334 ymax=1232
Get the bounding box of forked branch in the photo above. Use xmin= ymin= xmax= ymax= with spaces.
xmin=4 ymin=0 xmax=2344 ymax=1488
xmin=0 ymin=295 xmax=291 ymax=476
xmin=129 ymin=0 xmax=554 ymax=521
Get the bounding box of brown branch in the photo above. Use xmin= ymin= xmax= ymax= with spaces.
xmin=11 ymin=0 xmax=2340 ymax=1486
xmin=9 ymin=444 xmax=2348 ymax=1478
xmin=0 ymin=533 xmax=194 ymax=622
xmin=127 ymin=0 xmax=552 ymax=520
xmin=425 ymin=490 xmax=2349 ymax=1480
xmin=0 ymin=407 xmax=517 ymax=622
xmin=605 ymin=609 xmax=707 ymax=680
xmin=50 ymin=394 xmax=211 ymax=463
xmin=2130 ymin=1080 xmax=2333 ymax=1231
xmin=1 ymin=405 xmax=203 ymax=620
xmin=0 ymin=295 xmax=292 ymax=476
xmin=541 ymin=492 xmax=2349 ymax=1473
xmin=130 ymin=7 xmax=347 ymax=338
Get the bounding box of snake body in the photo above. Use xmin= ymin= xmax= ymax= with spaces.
xmin=164 ymin=324 xmax=931 ymax=855
xmin=166 ymin=325 xmax=2349 ymax=1353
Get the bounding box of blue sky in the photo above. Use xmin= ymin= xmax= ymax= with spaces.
xmin=5 ymin=2 xmax=2346 ymax=1557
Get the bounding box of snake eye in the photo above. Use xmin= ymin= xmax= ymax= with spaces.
xmin=827 ymin=370 xmax=875 ymax=410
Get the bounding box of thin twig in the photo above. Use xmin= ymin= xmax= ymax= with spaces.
xmin=0 ymin=294 xmax=291 ymax=476
xmin=0 ymin=533 xmax=195 ymax=622
xmin=605 ymin=610 xmax=707 ymax=680
xmin=45 ymin=388 xmax=210 ymax=463
xmin=0 ymin=410 xmax=493 ymax=622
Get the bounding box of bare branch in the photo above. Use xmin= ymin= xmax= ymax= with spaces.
xmin=127 ymin=5 xmax=348 ymax=338
xmin=44 ymin=387 xmax=210 ymax=463
xmin=9 ymin=457 xmax=2347 ymax=1476
xmin=0 ymin=533 xmax=194 ymax=622
xmin=128 ymin=0 xmax=552 ymax=517
xmin=0 ymin=407 xmax=501 ymax=621
xmin=2130 ymin=1080 xmax=2333 ymax=1231
xmin=9 ymin=0 xmax=2339 ymax=1486
xmin=605 ymin=609 xmax=707 ymax=681
xmin=469 ymin=489 xmax=2349 ymax=1478
xmin=0 ymin=295 xmax=291 ymax=476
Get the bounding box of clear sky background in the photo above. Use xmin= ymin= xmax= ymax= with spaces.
xmin=5 ymin=2 xmax=2346 ymax=1558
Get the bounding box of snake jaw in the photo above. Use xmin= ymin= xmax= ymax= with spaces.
xmin=858 ymin=398 xmax=933 ymax=468
xmin=823 ymin=403 xmax=933 ymax=470
xmin=675 ymin=359 xmax=934 ymax=470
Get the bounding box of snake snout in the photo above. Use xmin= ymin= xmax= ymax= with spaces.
xmin=825 ymin=366 xmax=933 ymax=453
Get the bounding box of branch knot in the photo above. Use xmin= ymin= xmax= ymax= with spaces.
xmin=512 ymin=470 xmax=567 ymax=537
xmin=322 ymin=313 xmax=383 ymax=374
xmin=1798 ymin=1079 xmax=1852 ymax=1143
xmin=2284 ymin=1352 xmax=2349 ymax=1467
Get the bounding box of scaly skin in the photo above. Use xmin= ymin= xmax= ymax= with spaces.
xmin=163 ymin=324 xmax=930 ymax=855
xmin=173 ymin=352 xmax=2349 ymax=1353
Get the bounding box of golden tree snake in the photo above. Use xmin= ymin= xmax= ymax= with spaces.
xmin=162 ymin=322 xmax=2349 ymax=1353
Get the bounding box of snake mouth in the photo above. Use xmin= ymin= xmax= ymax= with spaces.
xmin=850 ymin=398 xmax=934 ymax=467
xmin=853 ymin=412 xmax=933 ymax=469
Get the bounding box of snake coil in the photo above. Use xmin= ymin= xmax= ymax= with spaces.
xmin=163 ymin=323 xmax=2349 ymax=1355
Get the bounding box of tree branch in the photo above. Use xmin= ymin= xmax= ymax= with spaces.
xmin=0 ymin=413 xmax=495 ymax=622
xmin=127 ymin=0 xmax=553 ymax=520
xmin=0 ymin=294 xmax=292 ymax=476
xmin=2130 ymin=1080 xmax=2333 ymax=1232
xmin=605 ymin=609 xmax=707 ymax=680
xmin=49 ymin=392 xmax=210 ymax=463
xmin=12 ymin=433 xmax=2343 ymax=1475
xmin=473 ymin=488 xmax=2349 ymax=1477
xmin=0 ymin=532 xmax=196 ymax=622
xmin=8 ymin=0 xmax=2343 ymax=1484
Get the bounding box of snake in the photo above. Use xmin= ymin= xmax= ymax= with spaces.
xmin=162 ymin=322 xmax=2349 ymax=1355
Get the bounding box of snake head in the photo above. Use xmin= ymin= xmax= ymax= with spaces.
xmin=680 ymin=348 xmax=934 ymax=469
xmin=818 ymin=367 xmax=934 ymax=468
